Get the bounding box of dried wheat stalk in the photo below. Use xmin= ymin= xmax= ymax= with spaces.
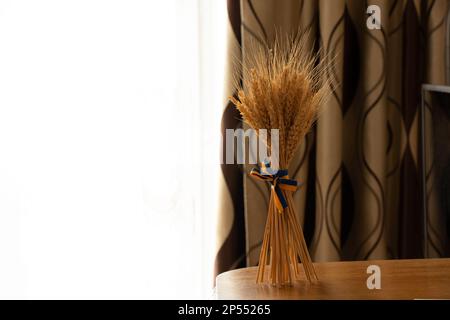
xmin=230 ymin=32 xmax=329 ymax=286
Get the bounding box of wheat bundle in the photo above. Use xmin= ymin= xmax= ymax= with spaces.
xmin=230 ymin=33 xmax=329 ymax=285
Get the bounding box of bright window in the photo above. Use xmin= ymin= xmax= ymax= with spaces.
xmin=0 ymin=0 xmax=226 ymax=299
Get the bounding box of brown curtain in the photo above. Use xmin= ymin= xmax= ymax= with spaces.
xmin=215 ymin=0 xmax=449 ymax=278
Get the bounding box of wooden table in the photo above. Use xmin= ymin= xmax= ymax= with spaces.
xmin=215 ymin=258 xmax=450 ymax=299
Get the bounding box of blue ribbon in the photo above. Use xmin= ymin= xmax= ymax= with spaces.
xmin=250 ymin=162 xmax=299 ymax=212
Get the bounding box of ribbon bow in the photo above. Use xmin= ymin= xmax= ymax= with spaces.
xmin=250 ymin=162 xmax=298 ymax=213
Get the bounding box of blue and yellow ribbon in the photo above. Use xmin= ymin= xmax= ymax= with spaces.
xmin=250 ymin=162 xmax=298 ymax=213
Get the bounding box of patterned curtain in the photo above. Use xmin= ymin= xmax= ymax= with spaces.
xmin=215 ymin=0 xmax=449 ymax=278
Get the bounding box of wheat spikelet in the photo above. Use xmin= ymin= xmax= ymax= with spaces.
xmin=230 ymin=31 xmax=330 ymax=286
xmin=232 ymin=32 xmax=329 ymax=166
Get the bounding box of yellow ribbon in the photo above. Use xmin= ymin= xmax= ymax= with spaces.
xmin=250 ymin=163 xmax=298 ymax=213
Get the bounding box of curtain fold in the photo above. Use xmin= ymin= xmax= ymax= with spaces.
xmin=215 ymin=0 xmax=449 ymax=278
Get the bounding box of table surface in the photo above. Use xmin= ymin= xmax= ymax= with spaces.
xmin=215 ymin=258 xmax=450 ymax=299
